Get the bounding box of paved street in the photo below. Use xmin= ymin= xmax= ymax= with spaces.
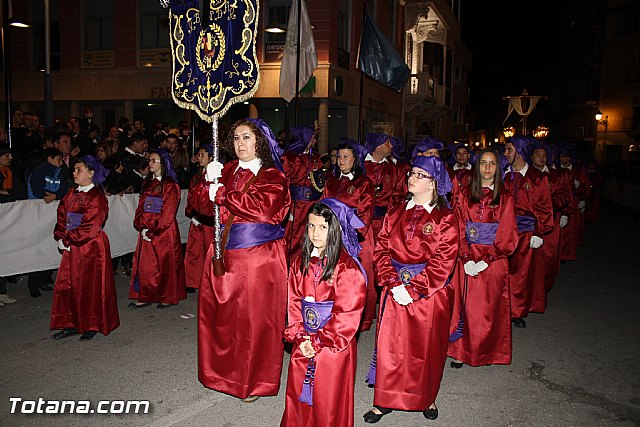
xmin=1 ymin=203 xmax=639 ymax=426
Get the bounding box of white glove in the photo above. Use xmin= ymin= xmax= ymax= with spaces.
xmin=463 ymin=261 xmax=478 ymax=276
xmin=578 ymin=200 xmax=586 ymax=212
xmin=205 ymin=161 xmax=224 ymax=181
xmin=475 ymin=260 xmax=489 ymax=274
xmin=208 ymin=183 xmax=224 ymax=202
xmin=559 ymin=215 xmax=568 ymax=228
xmin=191 ymin=217 xmax=201 ymax=227
xmin=391 ymin=285 xmax=413 ymax=306
xmin=574 ymin=179 xmax=580 ymax=189
xmin=57 ymin=239 xmax=70 ymax=252
xmin=142 ymin=229 xmax=151 ymax=242
xmin=529 ymin=236 xmax=543 ymax=248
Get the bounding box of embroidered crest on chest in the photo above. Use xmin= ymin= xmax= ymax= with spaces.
xmin=423 ymin=222 xmax=434 ymax=235
xmin=523 ymin=183 xmax=530 ymax=191
xmin=347 ymin=185 xmax=355 ymax=195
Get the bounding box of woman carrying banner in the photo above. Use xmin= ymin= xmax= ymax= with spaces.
xmin=447 ymin=148 xmax=518 ymax=368
xmin=128 ymin=149 xmax=186 ymax=309
xmin=322 ymin=141 xmax=375 ymax=332
xmin=198 ymin=118 xmax=291 ymax=402
xmin=184 ymin=144 xmax=216 ymax=292
xmin=281 ymin=199 xmax=366 ymax=427
xmin=364 ymin=156 xmax=458 ymax=423
xmin=50 ymin=155 xmax=119 ymax=341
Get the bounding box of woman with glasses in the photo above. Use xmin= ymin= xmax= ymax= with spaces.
xmin=128 ymin=149 xmax=186 ymax=309
xmin=447 ymin=148 xmax=518 ymax=369
xmin=364 ymin=156 xmax=458 ymax=423
xmin=322 ymin=141 xmax=376 ymax=331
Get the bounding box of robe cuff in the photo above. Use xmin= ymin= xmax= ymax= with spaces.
xmin=460 ymin=252 xmax=473 ymax=264
xmin=214 ymin=186 xmax=227 ymax=205
xmin=482 ymin=253 xmax=495 ymax=265
xmin=406 ymin=285 xmax=424 ymax=301
xmin=310 ymin=334 xmax=324 ymax=353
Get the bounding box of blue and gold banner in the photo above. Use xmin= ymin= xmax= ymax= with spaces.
xmin=168 ymin=0 xmax=260 ymax=121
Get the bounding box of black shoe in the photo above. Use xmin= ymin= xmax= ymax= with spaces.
xmin=450 ymin=361 xmax=463 ymax=369
xmin=157 ymin=303 xmax=176 ymax=309
xmin=423 ymin=406 xmax=438 ymax=420
xmin=79 ymin=331 xmax=97 ymax=341
xmin=51 ymin=328 xmax=77 ymax=340
xmin=363 ymin=406 xmax=393 ymax=423
xmin=127 ymin=302 xmax=151 ymax=309
xmin=512 ymin=317 xmax=527 ymax=328
xmin=30 ymin=290 xmax=42 ymax=298
xmin=186 ymin=287 xmax=196 ymax=293
xmin=40 ymin=285 xmax=54 ymax=291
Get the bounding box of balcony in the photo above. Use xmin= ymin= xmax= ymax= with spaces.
xmin=406 ymin=72 xmax=437 ymax=100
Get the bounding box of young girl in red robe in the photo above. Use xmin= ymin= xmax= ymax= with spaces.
xmin=128 ymin=149 xmax=186 ymax=308
xmin=448 ymin=148 xmax=518 ymax=368
xmin=364 ymin=156 xmax=458 ymax=423
xmin=51 ymin=155 xmax=120 ymax=341
xmin=281 ymin=199 xmax=366 ymax=427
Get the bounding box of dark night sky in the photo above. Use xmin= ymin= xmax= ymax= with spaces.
xmin=460 ymin=1 xmax=562 ymax=129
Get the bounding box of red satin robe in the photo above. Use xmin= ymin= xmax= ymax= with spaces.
xmin=503 ymin=166 xmax=554 ymax=319
xmin=322 ymin=172 xmax=375 ymax=331
xmin=559 ymin=163 xmax=591 ymax=260
xmin=184 ymin=170 xmax=215 ymax=289
xmin=448 ymin=187 xmax=518 ymax=366
xmin=281 ymin=250 xmax=366 ymax=427
xmin=373 ymin=201 xmax=459 ymax=410
xmin=281 ymin=151 xmax=323 ymax=259
xmin=51 ymin=186 xmax=120 ymax=335
xmin=198 ymin=161 xmax=291 ymax=398
xmin=129 ymin=177 xmax=186 ymax=304
xmin=447 ymin=165 xmax=473 ymax=209
xmin=536 ymin=168 xmax=573 ymax=299
xmin=364 ymin=158 xmax=406 ymax=238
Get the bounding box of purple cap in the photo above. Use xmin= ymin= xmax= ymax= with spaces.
xmin=411 ymin=156 xmax=452 ymax=196
xmin=153 ymin=148 xmax=179 ymax=182
xmin=507 ymin=136 xmax=531 ymax=163
xmin=389 ymin=136 xmax=405 ymax=161
xmin=318 ymin=197 xmax=368 ymax=286
xmin=286 ymin=126 xmax=314 ymax=155
xmin=246 ymin=118 xmax=284 ymax=172
xmin=411 ymin=136 xmax=444 ymax=160
xmin=365 ymin=133 xmax=388 ymax=155
xmin=80 ymin=155 xmax=110 ymax=185
xmin=200 ymin=143 xmax=214 ymax=156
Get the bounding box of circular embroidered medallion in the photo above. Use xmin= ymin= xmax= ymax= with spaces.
xmin=423 ymin=223 xmax=434 ymax=235
xmin=303 ymin=305 xmax=321 ymax=331
xmin=347 ymin=185 xmax=355 ymax=195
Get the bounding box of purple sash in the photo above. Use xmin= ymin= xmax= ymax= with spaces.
xmin=224 ymin=223 xmax=285 ymax=249
xmin=373 ymin=205 xmax=387 ymax=218
xmin=465 ymin=221 xmax=499 ymax=245
xmin=302 ymin=299 xmax=334 ymax=333
xmin=390 ymin=258 xmax=427 ymax=284
xmin=143 ymin=196 xmax=163 ymax=214
xmin=516 ymin=215 xmax=536 ymax=233
xmin=290 ymin=185 xmax=321 ymax=201
xmin=65 ymin=212 xmax=83 ymax=230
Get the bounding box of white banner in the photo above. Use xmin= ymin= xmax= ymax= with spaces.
xmin=0 ymin=191 xmax=191 ymax=277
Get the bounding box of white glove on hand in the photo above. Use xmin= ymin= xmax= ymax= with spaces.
xmin=142 ymin=229 xmax=151 ymax=242
xmin=391 ymin=285 xmax=413 ymax=306
xmin=559 ymin=215 xmax=569 ymax=228
xmin=191 ymin=217 xmax=201 ymax=227
xmin=475 ymin=260 xmax=489 ymax=274
xmin=205 ymin=161 xmax=224 ymax=181
xmin=529 ymin=236 xmax=543 ymax=248
xmin=578 ymin=200 xmax=586 ymax=212
xmin=57 ymin=239 xmax=70 ymax=252
xmin=464 ymin=260 xmax=478 ymax=276
xmin=574 ymin=179 xmax=581 ymax=189
xmin=208 ymin=183 xmax=224 ymax=202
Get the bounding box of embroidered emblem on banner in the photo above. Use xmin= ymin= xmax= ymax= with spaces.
xmin=468 ymin=225 xmax=479 ymax=241
xmin=167 ymin=0 xmax=260 ymax=122
xmin=303 ymin=188 xmax=312 ymax=200
xmin=347 ymin=185 xmax=355 ymax=195
xmin=423 ymin=223 xmax=434 ymax=235
xmin=303 ymin=305 xmax=321 ymax=330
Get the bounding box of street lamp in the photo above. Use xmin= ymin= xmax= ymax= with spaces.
xmin=595 ymin=110 xmax=608 ymax=127
xmin=594 ymin=110 xmax=608 ymax=161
